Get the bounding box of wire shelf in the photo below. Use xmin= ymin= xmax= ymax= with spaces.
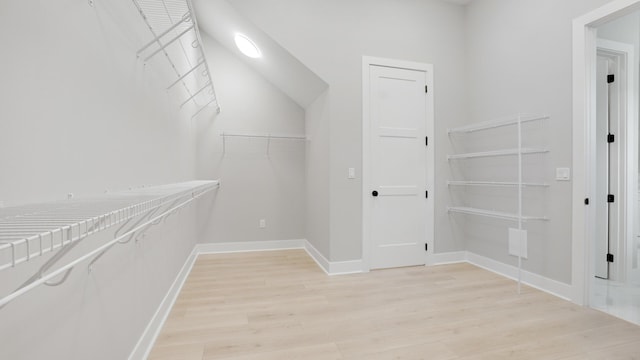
xmin=133 ymin=0 xmax=220 ymax=117
xmin=447 ymin=148 xmax=549 ymax=160
xmin=447 ymin=114 xmax=549 ymax=134
xmin=447 ymin=181 xmax=549 ymax=187
xmin=448 ymin=207 xmax=548 ymax=222
xmin=0 ymin=181 xmax=219 ymax=273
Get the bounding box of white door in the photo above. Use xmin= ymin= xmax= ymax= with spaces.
xmin=595 ymin=51 xmax=623 ymax=280
xmin=595 ymin=56 xmax=611 ymax=279
xmin=366 ymin=63 xmax=431 ymax=270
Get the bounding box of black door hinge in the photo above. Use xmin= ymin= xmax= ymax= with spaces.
xmin=607 ymin=134 xmax=615 ymax=143
xmin=425 ymin=191 xmax=429 ymax=199
xmin=425 ymin=243 xmax=428 ymax=252
xmin=607 ymin=74 xmax=615 ymax=84
xmin=584 ymin=198 xmax=589 ymax=205
xmin=608 ymin=194 xmax=615 ymax=203
xmin=607 ymin=253 xmax=614 ymax=263
xmin=425 ymin=136 xmax=428 ymax=146
xmin=425 ymin=85 xmax=428 ymax=93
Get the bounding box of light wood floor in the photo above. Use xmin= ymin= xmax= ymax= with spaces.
xmin=148 ymin=250 xmax=640 ymax=359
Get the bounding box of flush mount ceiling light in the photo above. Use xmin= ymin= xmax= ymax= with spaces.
xmin=234 ymin=33 xmax=262 ymax=58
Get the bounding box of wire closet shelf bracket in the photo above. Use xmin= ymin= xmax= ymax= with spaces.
xmin=0 ymin=180 xmax=219 ymax=308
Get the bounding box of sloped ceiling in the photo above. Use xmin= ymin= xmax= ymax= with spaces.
xmin=192 ymin=0 xmax=328 ymax=109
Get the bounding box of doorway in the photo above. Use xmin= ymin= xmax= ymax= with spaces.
xmin=573 ymin=2 xmax=640 ymax=325
xmin=362 ymin=56 xmax=434 ymax=271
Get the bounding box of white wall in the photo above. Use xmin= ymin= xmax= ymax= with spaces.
xmin=465 ymin=0 xmax=617 ymax=284
xmin=305 ymin=90 xmax=331 ymax=257
xmin=229 ymin=0 xmax=469 ymax=261
xmin=0 ymin=0 xmax=204 ymax=359
xmin=195 ymin=35 xmax=306 ymax=244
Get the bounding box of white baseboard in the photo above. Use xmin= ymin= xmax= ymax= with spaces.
xmin=428 ymin=251 xmax=467 ymax=265
xmin=465 ymin=251 xmax=572 ymax=301
xmin=195 ymin=239 xmax=306 ymax=254
xmin=128 ymin=248 xmax=199 ymax=360
xmin=329 ymin=259 xmax=364 ymax=275
xmin=303 ymin=240 xmax=330 ymax=274
xmin=303 ymin=240 xmax=364 ymax=275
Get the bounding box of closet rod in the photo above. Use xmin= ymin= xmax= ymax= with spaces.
xmin=220 ymin=132 xmax=307 ymax=140
xmin=0 ymin=184 xmax=216 ymax=308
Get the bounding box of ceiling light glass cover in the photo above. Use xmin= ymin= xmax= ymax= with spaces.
xmin=234 ymin=33 xmax=262 ymax=58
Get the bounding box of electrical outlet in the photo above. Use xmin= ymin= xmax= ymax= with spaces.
xmin=259 ymin=219 xmax=266 ymax=228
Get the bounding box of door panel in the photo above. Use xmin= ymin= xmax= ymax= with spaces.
xmin=369 ymin=65 xmax=428 ymax=270
xmin=595 ymin=56 xmax=610 ymax=279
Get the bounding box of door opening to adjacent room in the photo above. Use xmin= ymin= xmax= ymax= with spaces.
xmin=573 ymin=1 xmax=640 ymax=325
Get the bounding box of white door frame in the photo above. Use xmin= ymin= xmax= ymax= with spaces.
xmin=361 ymin=56 xmax=435 ymax=272
xmin=572 ymin=0 xmax=640 ymax=305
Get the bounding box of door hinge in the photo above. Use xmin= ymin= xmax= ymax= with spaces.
xmin=425 ymin=190 xmax=429 ymax=199
xmin=607 ymin=74 xmax=615 ymax=84
xmin=425 ymin=85 xmax=428 ymax=93
xmin=608 ymin=194 xmax=615 ymax=203
xmin=607 ymin=253 xmax=614 ymax=263
xmin=584 ymin=198 xmax=589 ymax=205
xmin=425 ymin=136 xmax=428 ymax=146
xmin=425 ymin=243 xmax=428 ymax=252
xmin=607 ymin=134 xmax=615 ymax=143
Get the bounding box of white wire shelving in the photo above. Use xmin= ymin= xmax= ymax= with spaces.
xmin=447 ymin=207 xmax=548 ymax=222
xmin=0 ymin=180 xmax=219 ymax=307
xmin=448 ymin=114 xmax=550 ymax=134
xmin=447 ymin=181 xmax=549 ymax=187
xmin=447 ymin=113 xmax=550 ymax=293
xmin=447 ymin=148 xmax=548 ymax=160
xmin=133 ymin=0 xmax=220 ymax=117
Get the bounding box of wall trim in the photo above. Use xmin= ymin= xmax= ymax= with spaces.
xmin=303 ymin=240 xmax=364 ymax=275
xmin=427 ymin=251 xmax=467 ymax=265
xmin=302 ymin=240 xmax=330 ymax=274
xmin=195 ymin=239 xmax=306 ymax=254
xmin=465 ymin=252 xmax=572 ymax=301
xmin=128 ymin=248 xmax=199 ymax=360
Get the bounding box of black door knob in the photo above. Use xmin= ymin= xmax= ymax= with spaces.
xmin=372 ymin=190 xmax=379 ymax=197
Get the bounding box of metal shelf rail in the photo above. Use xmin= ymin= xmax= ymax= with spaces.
xmin=133 ymin=0 xmax=221 ymax=117
xmin=0 ymin=180 xmax=219 ymax=307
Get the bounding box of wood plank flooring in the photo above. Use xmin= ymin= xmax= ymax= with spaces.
xmin=148 ymin=250 xmax=640 ymax=359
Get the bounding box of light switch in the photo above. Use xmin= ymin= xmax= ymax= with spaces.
xmin=556 ymin=167 xmax=571 ymax=181
xmin=348 ymin=168 xmax=356 ymax=179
